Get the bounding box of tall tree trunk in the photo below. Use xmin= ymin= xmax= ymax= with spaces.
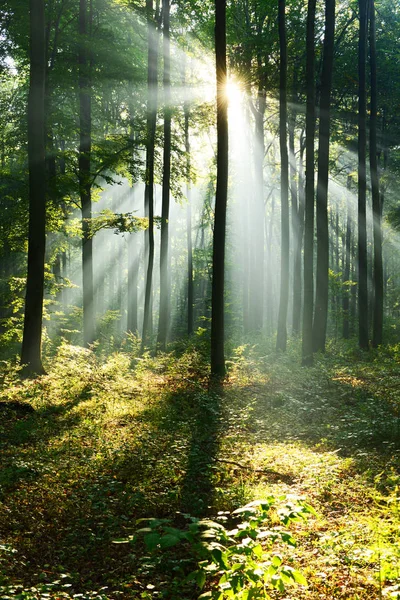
xmin=276 ymin=0 xmax=289 ymax=352
xmin=211 ymin=0 xmax=228 ymax=377
xmin=142 ymin=0 xmax=159 ymax=350
xmin=250 ymin=71 xmax=266 ymax=333
xmin=358 ymin=0 xmax=369 ymax=349
xmin=301 ymin=0 xmax=316 ymax=365
xmin=313 ymin=0 xmax=335 ymax=353
xmin=79 ymin=0 xmax=94 ymax=346
xmin=157 ymin=0 xmax=171 ymax=350
xmin=21 ymin=0 xmax=46 ymax=374
xmin=342 ymin=177 xmax=352 ymax=339
xmin=184 ymin=100 xmax=194 ymax=336
xmin=292 ymin=135 xmax=305 ymax=335
xmin=370 ymin=0 xmax=382 ymax=347
xmin=127 ymin=230 xmax=138 ymax=333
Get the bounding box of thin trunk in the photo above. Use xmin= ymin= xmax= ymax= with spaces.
xmin=293 ymin=135 xmax=305 ymax=335
xmin=276 ymin=0 xmax=289 ymax=352
xmin=250 ymin=72 xmax=266 ymax=333
xmin=342 ymin=178 xmax=351 ymax=338
xmin=142 ymin=0 xmax=159 ymax=350
xmin=301 ymin=0 xmax=316 ymax=365
xmin=358 ymin=0 xmax=369 ymax=349
xmin=211 ymin=0 xmax=228 ymax=377
xmin=184 ymin=97 xmax=194 ymax=336
xmin=313 ymin=0 xmax=335 ymax=353
xmin=21 ymin=0 xmax=46 ymax=374
xmin=79 ymin=0 xmax=94 ymax=346
xmin=370 ymin=0 xmax=382 ymax=347
xmin=157 ymin=0 xmax=171 ymax=350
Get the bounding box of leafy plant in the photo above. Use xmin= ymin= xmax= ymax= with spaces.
xmin=127 ymin=495 xmax=316 ymax=599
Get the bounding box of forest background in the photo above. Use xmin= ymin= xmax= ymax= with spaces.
xmin=1 ymin=0 xmax=400 ymax=598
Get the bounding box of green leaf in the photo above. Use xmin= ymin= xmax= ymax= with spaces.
xmin=144 ymin=533 xmax=161 ymax=551
xmin=292 ymin=570 xmax=308 ymax=586
xmin=159 ymin=534 xmax=181 ymax=548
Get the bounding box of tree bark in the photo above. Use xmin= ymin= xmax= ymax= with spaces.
xmin=21 ymin=0 xmax=46 ymax=374
xmin=313 ymin=0 xmax=335 ymax=353
xmin=79 ymin=0 xmax=94 ymax=347
xmin=292 ymin=134 xmax=305 ymax=335
xmin=369 ymin=0 xmax=382 ymax=347
xmin=302 ymin=0 xmax=316 ymax=365
xmin=184 ymin=101 xmax=194 ymax=336
xmin=157 ymin=0 xmax=171 ymax=350
xmin=358 ymin=0 xmax=369 ymax=349
xmin=211 ymin=0 xmax=228 ymax=377
xmin=276 ymin=0 xmax=289 ymax=352
xmin=142 ymin=0 xmax=159 ymax=350
xmin=342 ymin=176 xmax=352 ymax=339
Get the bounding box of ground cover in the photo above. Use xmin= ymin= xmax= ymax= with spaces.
xmin=0 ymin=339 xmax=399 ymax=599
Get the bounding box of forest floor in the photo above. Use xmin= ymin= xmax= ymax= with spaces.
xmin=0 ymin=338 xmax=399 ymax=600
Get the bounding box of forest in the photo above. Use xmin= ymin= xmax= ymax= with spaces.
xmin=1 ymin=0 xmax=400 ymax=597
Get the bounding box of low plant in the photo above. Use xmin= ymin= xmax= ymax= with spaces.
xmin=120 ymin=495 xmax=316 ymax=599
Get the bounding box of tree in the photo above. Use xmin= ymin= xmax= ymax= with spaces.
xmin=79 ymin=0 xmax=94 ymax=347
xmin=157 ymin=0 xmax=171 ymax=351
xmin=21 ymin=0 xmax=46 ymax=374
xmin=358 ymin=0 xmax=369 ymax=349
xmin=370 ymin=0 xmax=383 ymax=347
xmin=211 ymin=0 xmax=228 ymax=377
xmin=276 ymin=0 xmax=289 ymax=352
xmin=312 ymin=0 xmax=335 ymax=353
xmin=142 ymin=0 xmax=159 ymax=350
xmin=301 ymin=0 xmax=316 ymax=366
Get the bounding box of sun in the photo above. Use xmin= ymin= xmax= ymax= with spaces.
xmin=225 ymin=79 xmax=243 ymax=105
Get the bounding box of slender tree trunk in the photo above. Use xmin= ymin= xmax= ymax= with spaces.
xmin=313 ymin=0 xmax=335 ymax=353
xmin=142 ymin=0 xmax=159 ymax=350
xmin=250 ymin=74 xmax=266 ymax=333
xmin=211 ymin=0 xmax=228 ymax=377
xmin=289 ymin=85 xmax=298 ymax=335
xmin=157 ymin=0 xmax=171 ymax=350
xmin=276 ymin=0 xmax=289 ymax=352
xmin=342 ymin=177 xmax=351 ymax=339
xmin=127 ymin=236 xmax=138 ymax=333
xmin=79 ymin=0 xmax=94 ymax=346
xmin=358 ymin=0 xmax=369 ymax=349
xmin=21 ymin=0 xmax=46 ymax=374
xmin=184 ymin=100 xmax=194 ymax=336
xmin=369 ymin=0 xmax=382 ymax=347
xmin=293 ymin=135 xmax=305 ymax=335
xmin=302 ymin=0 xmax=316 ymax=365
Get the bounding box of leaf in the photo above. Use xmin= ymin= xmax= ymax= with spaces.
xmin=144 ymin=533 xmax=161 ymax=552
xmin=292 ymin=570 xmax=308 ymax=586
xmin=159 ymin=534 xmax=181 ymax=549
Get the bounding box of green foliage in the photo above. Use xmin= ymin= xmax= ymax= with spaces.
xmin=129 ymin=496 xmax=315 ymax=599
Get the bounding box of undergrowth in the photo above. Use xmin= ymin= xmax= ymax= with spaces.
xmin=0 ymin=338 xmax=399 ymax=599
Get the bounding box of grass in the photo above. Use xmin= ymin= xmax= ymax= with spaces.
xmin=0 ymin=338 xmax=399 ymax=599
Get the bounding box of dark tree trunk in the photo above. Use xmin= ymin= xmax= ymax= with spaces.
xmin=250 ymin=72 xmax=266 ymax=333
xmin=276 ymin=0 xmax=289 ymax=352
xmin=79 ymin=0 xmax=94 ymax=347
xmin=184 ymin=102 xmax=194 ymax=336
xmin=21 ymin=0 xmax=46 ymax=374
xmin=369 ymin=0 xmax=382 ymax=347
xmin=313 ymin=0 xmax=335 ymax=353
xmin=342 ymin=177 xmax=352 ymax=339
xmin=302 ymin=0 xmax=316 ymax=365
xmin=157 ymin=0 xmax=171 ymax=350
xmin=142 ymin=0 xmax=159 ymax=350
xmin=358 ymin=0 xmax=369 ymax=349
xmin=292 ymin=135 xmax=305 ymax=335
xmin=211 ymin=0 xmax=228 ymax=377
